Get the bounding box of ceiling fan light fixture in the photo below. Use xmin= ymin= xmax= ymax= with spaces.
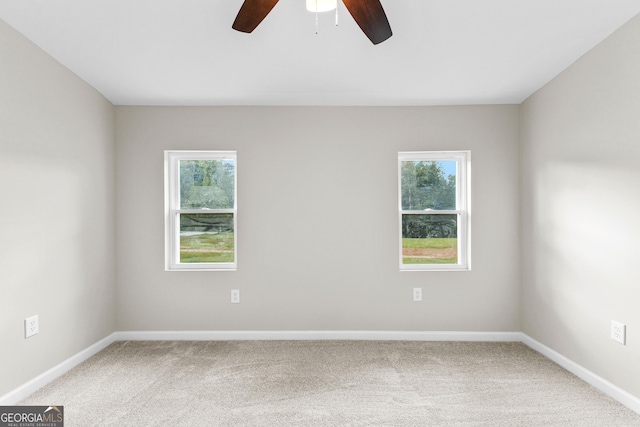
xmin=232 ymin=0 xmax=392 ymax=45
xmin=306 ymin=0 xmax=337 ymax=13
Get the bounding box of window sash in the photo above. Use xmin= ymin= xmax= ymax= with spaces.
xmin=398 ymin=151 xmax=470 ymax=271
xmin=165 ymin=151 xmax=237 ymax=271
xmin=169 ymin=211 xmax=237 ymax=270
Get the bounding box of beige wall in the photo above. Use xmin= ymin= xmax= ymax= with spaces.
xmin=115 ymin=106 xmax=521 ymax=332
xmin=521 ymin=14 xmax=640 ymax=397
xmin=0 ymin=20 xmax=116 ymax=397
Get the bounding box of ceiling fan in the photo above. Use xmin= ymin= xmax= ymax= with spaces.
xmin=232 ymin=0 xmax=392 ymax=45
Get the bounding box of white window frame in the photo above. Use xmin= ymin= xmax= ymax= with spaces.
xmin=398 ymin=151 xmax=470 ymax=271
xmin=164 ymin=150 xmax=237 ymax=271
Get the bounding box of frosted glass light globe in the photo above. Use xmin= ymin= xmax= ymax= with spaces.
xmin=306 ymin=0 xmax=337 ymax=13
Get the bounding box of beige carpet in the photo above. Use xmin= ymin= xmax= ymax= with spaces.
xmin=20 ymin=341 xmax=640 ymax=426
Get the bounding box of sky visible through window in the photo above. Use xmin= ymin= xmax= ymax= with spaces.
xmin=441 ymin=161 xmax=456 ymax=179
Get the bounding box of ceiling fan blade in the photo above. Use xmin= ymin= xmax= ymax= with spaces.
xmin=232 ymin=0 xmax=280 ymax=33
xmin=342 ymin=0 xmax=392 ymax=45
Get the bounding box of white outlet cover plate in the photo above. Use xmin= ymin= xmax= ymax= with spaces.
xmin=611 ymin=320 xmax=626 ymax=345
xmin=231 ymin=290 xmax=240 ymax=304
xmin=25 ymin=315 xmax=39 ymax=338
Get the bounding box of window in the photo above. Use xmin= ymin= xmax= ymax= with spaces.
xmin=165 ymin=151 xmax=237 ymax=271
xmin=398 ymin=151 xmax=470 ymax=271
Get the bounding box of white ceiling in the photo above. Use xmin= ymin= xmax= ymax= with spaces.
xmin=1 ymin=0 xmax=639 ymax=106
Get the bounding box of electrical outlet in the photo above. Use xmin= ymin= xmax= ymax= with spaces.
xmin=413 ymin=288 xmax=422 ymax=302
xmin=25 ymin=315 xmax=39 ymax=338
xmin=231 ymin=289 xmax=240 ymax=304
xmin=611 ymin=320 xmax=626 ymax=345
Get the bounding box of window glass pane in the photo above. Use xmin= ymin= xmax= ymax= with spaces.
xmin=401 ymin=214 xmax=457 ymax=264
xmin=179 ymin=159 xmax=235 ymax=209
xmin=180 ymin=213 xmax=234 ymax=263
xmin=401 ymin=161 xmax=456 ymax=210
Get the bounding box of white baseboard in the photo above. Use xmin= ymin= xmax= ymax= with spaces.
xmin=2 ymin=330 xmax=638 ymax=416
xmin=520 ymin=333 xmax=640 ymax=415
xmin=0 ymin=333 xmax=118 ymax=405
xmin=114 ymin=330 xmax=522 ymax=342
